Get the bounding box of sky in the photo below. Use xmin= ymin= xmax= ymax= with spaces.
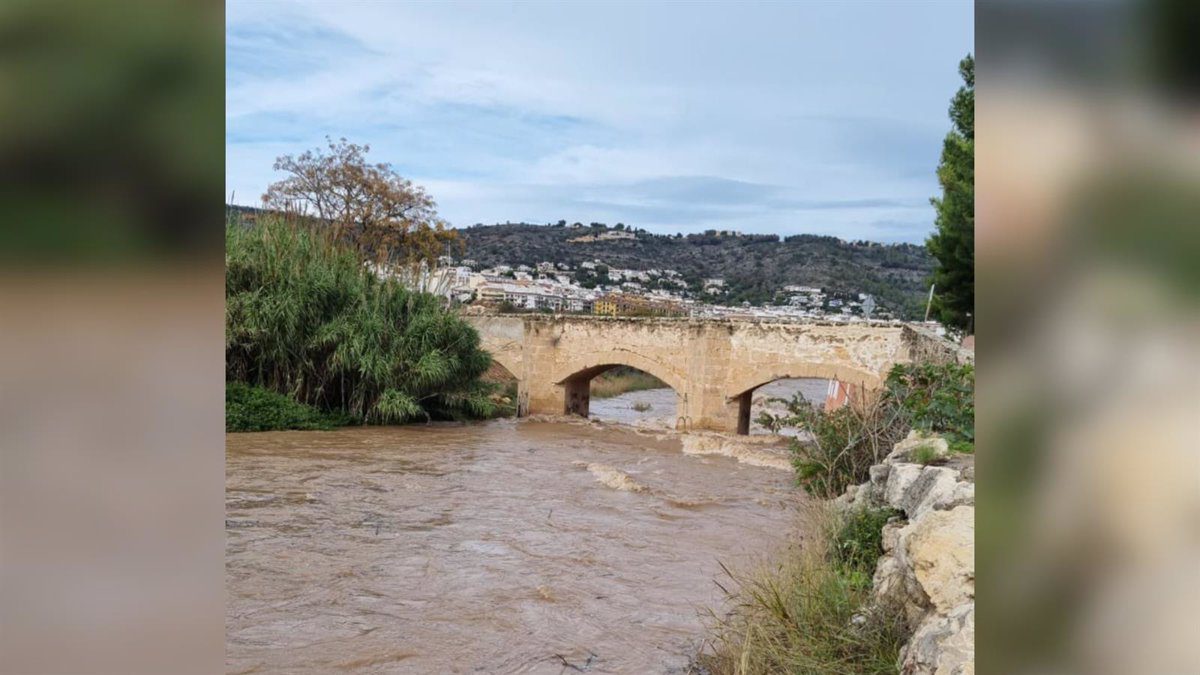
xmin=226 ymin=1 xmax=973 ymax=243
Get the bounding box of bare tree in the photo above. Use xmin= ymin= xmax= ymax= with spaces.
xmin=263 ymin=137 xmax=459 ymax=278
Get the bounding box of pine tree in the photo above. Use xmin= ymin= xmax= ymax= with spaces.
xmin=926 ymin=55 xmax=974 ymax=332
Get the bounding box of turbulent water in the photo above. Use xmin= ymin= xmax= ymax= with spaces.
xmin=226 ymin=420 xmax=802 ymax=674
xmin=589 ymin=378 xmax=830 ymax=434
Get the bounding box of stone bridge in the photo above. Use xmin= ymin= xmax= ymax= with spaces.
xmin=467 ymin=314 xmax=963 ymax=434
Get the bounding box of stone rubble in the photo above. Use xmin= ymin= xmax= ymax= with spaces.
xmin=835 ymin=429 xmax=975 ymax=675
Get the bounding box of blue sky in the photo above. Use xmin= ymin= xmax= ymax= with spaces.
xmin=226 ymin=2 xmax=973 ymax=243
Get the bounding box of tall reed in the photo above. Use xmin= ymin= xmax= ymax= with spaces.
xmin=226 ymin=215 xmax=495 ymax=424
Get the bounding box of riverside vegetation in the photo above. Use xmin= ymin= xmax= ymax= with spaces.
xmin=760 ymin=362 xmax=975 ymax=499
xmin=225 ymin=216 xmax=499 ymax=431
xmin=702 ymin=361 xmax=974 ymax=674
xmin=699 ymin=505 xmax=908 ymax=674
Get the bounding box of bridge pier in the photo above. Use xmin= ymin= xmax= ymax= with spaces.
xmin=562 ymin=377 xmax=590 ymax=417
xmin=733 ymin=391 xmax=753 ymax=435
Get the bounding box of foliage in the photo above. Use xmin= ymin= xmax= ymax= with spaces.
xmin=699 ymin=507 xmax=907 ymax=675
xmin=760 ymin=362 xmax=974 ymax=496
xmin=885 ymin=362 xmax=975 ymax=452
xmin=262 ymin=137 xmax=459 ymax=276
xmin=831 ymin=506 xmax=900 ymax=578
xmin=225 ymin=382 xmax=351 ymax=432
xmin=226 ymin=215 xmax=496 ymax=425
xmin=761 ymin=395 xmax=911 ymax=499
xmin=910 ymin=444 xmax=942 ymax=466
xmin=927 ymin=55 xmax=974 ymax=331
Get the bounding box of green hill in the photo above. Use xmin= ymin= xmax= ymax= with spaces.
xmin=460 ymin=223 xmax=934 ymax=319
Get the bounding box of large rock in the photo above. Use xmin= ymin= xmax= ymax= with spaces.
xmin=853 ymin=433 xmax=975 ymax=674
xmin=900 ymin=603 xmax=975 ymax=675
xmin=881 ymin=519 xmax=905 ymax=554
xmin=904 ymin=506 xmax=975 ymax=613
xmin=868 ymin=462 xmax=892 ymax=503
xmin=881 ymin=461 xmax=972 ymax=519
xmin=873 ymin=548 xmax=931 ymax=627
xmin=887 ymin=429 xmax=950 ymax=463
xmin=884 ymin=463 xmax=925 ymax=508
xmin=933 ymin=481 xmax=974 ymax=513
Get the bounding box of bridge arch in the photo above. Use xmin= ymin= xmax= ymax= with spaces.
xmin=551 ymin=350 xmax=685 ymax=423
xmin=552 ymin=349 xmax=685 ymax=393
xmin=485 ymin=350 xmax=523 ymax=384
xmin=725 ymin=362 xmax=888 ymax=435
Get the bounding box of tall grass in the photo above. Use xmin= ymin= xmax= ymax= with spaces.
xmin=699 ymin=506 xmax=907 ymax=675
xmin=226 ymin=216 xmax=496 ymax=424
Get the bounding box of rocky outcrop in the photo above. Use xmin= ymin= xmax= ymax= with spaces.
xmin=836 ymin=430 xmax=975 ymax=674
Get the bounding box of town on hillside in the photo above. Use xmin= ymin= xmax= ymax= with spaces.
xmin=374 ymin=254 xmax=897 ymax=322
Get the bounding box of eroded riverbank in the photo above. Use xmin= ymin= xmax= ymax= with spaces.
xmin=226 ymin=419 xmax=803 ymax=674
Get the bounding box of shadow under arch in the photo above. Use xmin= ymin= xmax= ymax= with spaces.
xmin=552 ymin=351 xmax=685 ymax=425
xmin=481 ymin=349 xmax=526 ymax=416
xmin=725 ymin=362 xmax=887 ymax=435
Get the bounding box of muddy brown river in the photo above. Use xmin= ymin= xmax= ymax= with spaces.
xmin=226 ymin=419 xmax=802 ymax=674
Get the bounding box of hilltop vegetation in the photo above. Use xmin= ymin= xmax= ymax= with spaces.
xmin=461 ymin=223 xmax=934 ymax=318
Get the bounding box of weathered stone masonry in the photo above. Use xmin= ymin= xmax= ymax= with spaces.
xmin=468 ymin=315 xmax=961 ymax=434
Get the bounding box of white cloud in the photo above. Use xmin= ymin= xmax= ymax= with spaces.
xmin=226 ymin=1 xmax=973 ymax=242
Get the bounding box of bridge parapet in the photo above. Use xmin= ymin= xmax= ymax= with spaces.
xmin=901 ymin=323 xmax=974 ymax=365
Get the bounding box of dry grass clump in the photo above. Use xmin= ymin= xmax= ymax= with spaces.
xmin=697 ymin=506 xmax=906 ymax=675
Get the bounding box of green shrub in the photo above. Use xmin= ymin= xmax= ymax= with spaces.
xmin=910 ymin=443 xmax=942 ymax=465
xmin=226 ymin=382 xmax=351 ymax=432
xmin=760 ymin=362 xmax=974 ymax=497
xmin=760 ymin=396 xmax=910 ymax=499
xmin=831 ymin=507 xmax=901 ymax=576
xmin=886 ymin=362 xmax=974 ymax=452
xmin=226 ymin=216 xmax=497 ymax=424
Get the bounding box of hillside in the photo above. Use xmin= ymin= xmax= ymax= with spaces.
xmin=460 ymin=223 xmax=935 ymax=319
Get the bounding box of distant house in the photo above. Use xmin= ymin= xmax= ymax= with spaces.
xmin=593 ymin=293 xmax=683 ymax=317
